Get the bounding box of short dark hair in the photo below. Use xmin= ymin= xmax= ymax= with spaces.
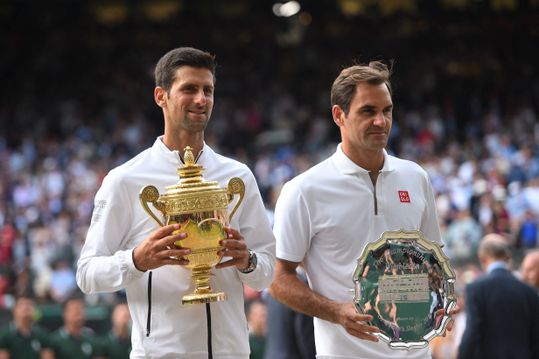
xmin=154 ymin=47 xmax=216 ymax=92
xmin=331 ymin=61 xmax=392 ymax=115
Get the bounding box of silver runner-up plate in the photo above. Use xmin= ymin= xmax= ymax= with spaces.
xmin=353 ymin=230 xmax=457 ymax=350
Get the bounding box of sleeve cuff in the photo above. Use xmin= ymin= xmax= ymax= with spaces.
xmin=122 ymin=248 xmax=146 ymax=279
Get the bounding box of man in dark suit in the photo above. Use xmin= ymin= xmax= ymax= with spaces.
xmin=458 ymin=234 xmax=539 ymax=359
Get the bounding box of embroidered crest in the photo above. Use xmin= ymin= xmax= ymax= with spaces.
xmin=398 ymin=190 xmax=410 ymax=203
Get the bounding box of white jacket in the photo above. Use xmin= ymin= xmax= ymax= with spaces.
xmin=77 ymin=137 xmax=275 ymax=359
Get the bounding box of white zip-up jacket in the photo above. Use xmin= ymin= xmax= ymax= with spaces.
xmin=76 ymin=137 xmax=275 ymax=359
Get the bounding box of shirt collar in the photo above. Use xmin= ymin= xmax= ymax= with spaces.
xmin=333 ymin=143 xmax=394 ymax=175
xmin=487 ymin=261 xmax=508 ymax=273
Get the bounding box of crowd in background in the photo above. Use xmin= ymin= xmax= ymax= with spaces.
xmin=1 ymin=1 xmax=539 ymax=358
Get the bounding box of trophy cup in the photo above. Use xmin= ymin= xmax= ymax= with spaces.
xmin=353 ymin=230 xmax=456 ymax=350
xmin=139 ymin=146 xmax=245 ymax=305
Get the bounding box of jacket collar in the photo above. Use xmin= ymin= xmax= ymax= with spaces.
xmin=152 ymin=136 xmax=209 ymax=166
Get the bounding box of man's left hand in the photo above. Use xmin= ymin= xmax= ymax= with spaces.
xmin=437 ymin=304 xmax=461 ymax=335
xmin=215 ymin=227 xmax=250 ymax=271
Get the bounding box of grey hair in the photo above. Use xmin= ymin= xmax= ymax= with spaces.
xmin=478 ymin=234 xmax=511 ymax=261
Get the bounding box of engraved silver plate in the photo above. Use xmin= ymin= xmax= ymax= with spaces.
xmin=353 ymin=230 xmax=457 ymax=350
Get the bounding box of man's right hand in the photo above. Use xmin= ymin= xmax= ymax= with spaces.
xmin=132 ymin=224 xmax=191 ymax=271
xmin=334 ymin=302 xmax=380 ymax=342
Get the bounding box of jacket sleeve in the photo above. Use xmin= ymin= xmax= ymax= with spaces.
xmin=76 ymin=172 xmax=145 ymax=294
xmin=235 ymin=170 xmax=276 ymax=291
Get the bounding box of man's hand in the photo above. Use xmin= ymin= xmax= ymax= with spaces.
xmin=132 ymin=224 xmax=191 ymax=271
xmin=333 ymin=302 xmax=380 ymax=342
xmin=215 ymin=227 xmax=250 ymax=271
xmin=438 ymin=304 xmax=462 ymax=335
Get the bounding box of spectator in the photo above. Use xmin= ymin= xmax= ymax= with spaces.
xmin=458 ymin=234 xmax=539 ymax=359
xmin=96 ymin=302 xmax=131 ymax=359
xmin=0 ymin=295 xmax=53 ymax=359
xmin=48 ymin=297 xmax=100 ymax=359
xmin=247 ymin=300 xmax=267 ymax=359
xmin=521 ymin=250 xmax=539 ymax=291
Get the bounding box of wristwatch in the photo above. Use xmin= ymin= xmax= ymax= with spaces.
xmin=239 ymin=250 xmax=257 ymax=273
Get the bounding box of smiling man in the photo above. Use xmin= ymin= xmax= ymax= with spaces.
xmin=77 ymin=47 xmax=275 ymax=359
xmin=270 ymin=62 xmax=445 ymax=359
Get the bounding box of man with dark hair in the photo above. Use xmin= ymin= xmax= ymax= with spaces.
xmin=270 ymin=62 xmax=445 ymax=358
xmin=76 ymin=47 xmax=275 ymax=358
xmin=458 ymin=234 xmax=539 ymax=359
xmin=0 ymin=295 xmax=54 ymax=359
xmin=48 ymin=297 xmax=99 ymax=359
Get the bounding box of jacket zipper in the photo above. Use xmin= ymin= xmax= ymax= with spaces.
xmin=146 ymin=271 xmax=153 ymax=337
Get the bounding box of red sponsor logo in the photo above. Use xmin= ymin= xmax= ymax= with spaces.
xmin=399 ymin=190 xmax=410 ymax=203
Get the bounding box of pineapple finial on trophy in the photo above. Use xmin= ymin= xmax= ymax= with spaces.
xmin=183 ymin=146 xmax=195 ymax=166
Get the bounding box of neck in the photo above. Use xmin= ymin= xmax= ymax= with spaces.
xmin=15 ymin=319 xmax=32 ymax=336
xmin=163 ymin=132 xmax=204 ymax=156
xmin=481 ymin=258 xmax=508 ymax=272
xmin=113 ymin=325 xmax=129 ymax=339
xmin=65 ymin=323 xmax=82 ymax=338
xmin=342 ymin=144 xmax=384 ymax=179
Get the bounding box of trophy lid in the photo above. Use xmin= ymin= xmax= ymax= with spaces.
xmin=163 ymin=146 xmax=222 ymax=196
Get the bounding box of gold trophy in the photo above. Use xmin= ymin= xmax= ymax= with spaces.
xmin=139 ymin=146 xmax=245 ymax=305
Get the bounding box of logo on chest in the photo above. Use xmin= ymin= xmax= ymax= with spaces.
xmin=398 ymin=190 xmax=410 ymax=203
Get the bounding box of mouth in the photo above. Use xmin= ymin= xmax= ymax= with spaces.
xmin=188 ymin=110 xmax=207 ymax=116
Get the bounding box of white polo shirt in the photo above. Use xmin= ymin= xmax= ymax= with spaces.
xmin=274 ymin=144 xmax=441 ymax=359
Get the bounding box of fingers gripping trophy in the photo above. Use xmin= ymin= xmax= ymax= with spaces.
xmin=139 ymin=146 xmax=245 ymax=305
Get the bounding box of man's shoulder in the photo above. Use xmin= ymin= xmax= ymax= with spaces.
xmin=107 ymin=147 xmax=153 ymax=178
xmin=470 ymin=269 xmax=516 ymax=290
xmin=285 ymin=157 xmax=333 ymax=188
xmin=210 ymin=150 xmax=251 ymax=172
xmin=387 ymin=154 xmax=427 ymax=175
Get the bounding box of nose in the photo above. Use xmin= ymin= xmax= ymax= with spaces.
xmin=193 ymin=90 xmax=207 ymax=105
xmin=373 ymin=112 xmax=385 ymax=127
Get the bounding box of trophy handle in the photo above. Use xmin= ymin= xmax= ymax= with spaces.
xmin=139 ymin=185 xmax=165 ymax=227
xmin=227 ymin=177 xmax=245 ymax=221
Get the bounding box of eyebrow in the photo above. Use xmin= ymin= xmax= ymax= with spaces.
xmin=359 ymin=104 xmax=393 ymax=111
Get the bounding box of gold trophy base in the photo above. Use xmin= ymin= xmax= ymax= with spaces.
xmin=182 ymin=291 xmax=226 ymax=305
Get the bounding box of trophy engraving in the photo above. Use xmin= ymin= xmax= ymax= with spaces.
xmin=353 ymin=230 xmax=457 ymax=350
xmin=139 ymin=146 xmax=245 ymax=305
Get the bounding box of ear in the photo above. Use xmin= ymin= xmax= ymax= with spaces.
xmin=154 ymin=87 xmax=167 ymax=108
xmin=332 ymin=105 xmax=345 ymax=127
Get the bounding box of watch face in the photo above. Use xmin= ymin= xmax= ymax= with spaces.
xmin=250 ymin=252 xmax=257 ymax=268
xmin=242 ymin=251 xmax=256 ymax=273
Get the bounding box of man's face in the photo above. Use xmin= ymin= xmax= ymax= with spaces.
xmin=160 ymin=66 xmax=214 ymax=134
xmin=64 ymin=300 xmax=85 ymax=329
xmin=334 ymin=82 xmax=393 ymax=155
xmin=522 ymin=254 xmax=539 ymax=289
xmin=14 ymin=298 xmax=34 ymax=323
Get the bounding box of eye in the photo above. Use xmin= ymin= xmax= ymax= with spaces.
xmin=361 ymin=108 xmax=375 ymax=115
xmin=182 ymin=86 xmax=197 ymax=93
